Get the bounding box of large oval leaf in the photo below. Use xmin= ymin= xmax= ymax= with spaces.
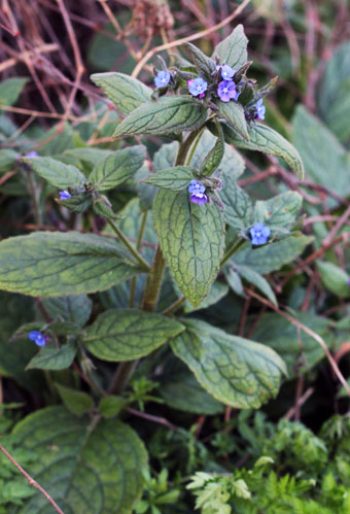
xmin=83 ymin=309 xmax=184 ymax=361
xmin=23 ymin=156 xmax=86 ymax=189
xmin=0 ymin=232 xmax=141 ymax=296
xmin=113 ymin=96 xmax=207 ymax=138
xmin=153 ymin=190 xmax=225 ymax=306
xmin=171 ymin=319 xmax=286 ymax=409
xmin=224 ymin=122 xmax=304 ymax=179
xmin=91 ymin=72 xmax=152 ymax=114
xmin=12 ymin=406 xmax=148 ymax=514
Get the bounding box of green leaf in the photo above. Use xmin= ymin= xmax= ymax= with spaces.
xmin=252 ymin=312 xmax=331 ymax=377
xmin=235 ymin=264 xmax=277 ymax=305
xmin=144 ymin=166 xmax=194 ymax=190
xmin=113 ymin=96 xmax=207 ymax=138
xmin=99 ymin=396 xmax=126 ymax=418
xmin=200 ymin=132 xmax=225 ymax=176
xmin=26 ymin=343 xmax=77 ymax=370
xmin=220 ymin=178 xmax=253 ymax=231
xmin=225 ymin=122 xmax=304 ymax=178
xmin=56 ymin=384 xmax=94 ymax=416
xmin=91 ymin=72 xmax=152 ymax=114
xmin=0 ymin=149 xmax=19 ymax=173
xmin=225 ymin=267 xmax=244 ymax=296
xmin=153 ymin=190 xmax=225 ymax=306
xmin=292 ymin=106 xmax=350 ymax=200
xmin=183 ymin=42 xmax=216 ymax=77
xmin=0 ymin=231 xmax=141 ymax=296
xmin=153 ymin=142 xmax=179 ymax=170
xmin=23 ymin=156 xmax=86 ymax=189
xmin=12 ymin=406 xmax=148 ymax=514
xmin=317 ymin=261 xmax=350 ymax=298
xmin=184 ymin=281 xmax=229 ymax=313
xmin=254 ymin=191 xmax=302 ymax=230
xmin=318 ymin=41 xmax=350 ymax=143
xmin=0 ymin=78 xmax=28 ymax=106
xmin=171 ymin=319 xmax=286 ymax=409
xmin=218 ymin=101 xmax=249 ymax=140
xmin=233 ymin=234 xmax=313 ymax=274
xmin=83 ymin=309 xmax=184 ymax=362
xmin=63 ymin=148 xmax=113 ymax=167
xmin=90 ymin=145 xmax=146 ymax=191
xmin=213 ymin=24 xmax=248 ymax=69
xmin=42 ymin=295 xmax=92 ymax=328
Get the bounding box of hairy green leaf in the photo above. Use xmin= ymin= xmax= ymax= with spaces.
xmin=55 ymin=384 xmax=94 ymax=416
xmin=42 ymin=295 xmax=92 ymax=328
xmin=220 ymin=178 xmax=253 ymax=231
xmin=26 ymin=343 xmax=77 ymax=370
xmin=12 ymin=406 xmax=148 ymax=514
xmin=213 ymin=24 xmax=248 ymax=69
xmin=153 ymin=190 xmax=225 ymax=306
xmin=23 ymin=156 xmax=86 ymax=189
xmin=83 ymin=309 xmax=184 ymax=361
xmin=114 ymin=96 xmax=207 ymax=138
xmin=225 ymin=122 xmax=304 ymax=178
xmin=200 ymin=133 xmax=225 ymax=176
xmin=171 ymin=319 xmax=286 ymax=409
xmin=184 ymin=42 xmax=216 ymax=77
xmin=144 ymin=166 xmax=194 ymax=190
xmin=235 ymin=264 xmax=277 ymax=305
xmin=218 ymin=101 xmax=249 ymax=140
xmin=233 ymin=234 xmax=313 ymax=274
xmin=90 ymin=145 xmax=146 ymax=191
xmin=254 ymin=192 xmax=302 ymax=230
xmin=91 ymin=72 xmax=152 ymax=114
xmin=317 ymin=261 xmax=350 ymax=298
xmin=0 ymin=232 xmax=141 ymax=296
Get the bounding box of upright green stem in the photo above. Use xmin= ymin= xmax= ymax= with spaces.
xmin=142 ymin=245 xmax=166 ymax=312
xmin=106 ymin=218 xmax=150 ymax=271
xmin=176 ymin=126 xmax=205 ymax=166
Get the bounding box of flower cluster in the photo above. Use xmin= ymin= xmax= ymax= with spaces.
xmin=27 ymin=330 xmax=47 ymax=347
xmin=248 ymin=223 xmax=271 ymax=246
xmin=188 ymin=179 xmax=208 ymax=205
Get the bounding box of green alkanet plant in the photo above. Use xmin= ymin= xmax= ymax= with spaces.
xmin=0 ymin=25 xmax=308 ymax=513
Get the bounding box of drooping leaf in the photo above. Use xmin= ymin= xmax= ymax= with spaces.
xmin=225 ymin=122 xmax=305 ymax=178
xmin=89 ymin=145 xmax=146 ymax=191
xmin=55 ymin=384 xmax=94 ymax=416
xmin=292 ymin=106 xmax=350 ymax=200
xmin=252 ymin=312 xmax=331 ymax=377
xmin=171 ymin=319 xmax=286 ymax=409
xmin=42 ymin=295 xmax=92 ymax=328
xmin=153 ymin=189 xmax=225 ymax=306
xmin=235 ymin=264 xmax=277 ymax=305
xmin=0 ymin=77 xmax=28 ymax=106
xmin=91 ymin=72 xmax=152 ymax=114
xmin=23 ymin=156 xmax=86 ymax=189
xmin=113 ymin=96 xmax=207 ymax=138
xmin=26 ymin=343 xmax=77 ymax=370
xmin=317 ymin=261 xmax=350 ymax=298
xmin=83 ymin=309 xmax=184 ymax=362
xmin=254 ymin=191 xmax=302 ymax=230
xmin=233 ymin=234 xmax=313 ymax=274
xmin=218 ymin=101 xmax=249 ymax=140
xmin=213 ymin=24 xmax=248 ymax=69
xmin=144 ymin=166 xmax=194 ymax=190
xmin=0 ymin=232 xmax=142 ymax=296
xmin=12 ymin=406 xmax=148 ymax=514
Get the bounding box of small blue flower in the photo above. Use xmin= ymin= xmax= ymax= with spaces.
xmin=154 ymin=70 xmax=171 ymax=88
xmin=27 ymin=330 xmax=47 ymax=347
xmin=25 ymin=151 xmax=38 ymax=158
xmin=188 ymin=77 xmax=208 ymax=98
xmin=254 ymin=98 xmax=266 ymax=120
xmin=248 ymin=223 xmax=271 ymax=246
xmin=220 ymin=64 xmax=235 ymax=80
xmin=188 ymin=179 xmax=208 ymax=205
xmin=59 ymin=190 xmax=72 ymax=200
xmin=217 ymin=80 xmax=239 ymax=102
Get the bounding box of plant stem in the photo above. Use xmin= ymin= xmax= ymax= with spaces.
xmin=142 ymin=245 xmax=166 ymax=312
xmin=175 ymin=126 xmax=205 ymax=166
xmin=184 ymin=126 xmax=206 ymax=165
xmin=108 ymin=360 xmax=138 ymax=395
xmin=221 ymin=238 xmax=246 ymax=266
xmin=106 ymin=218 xmax=150 ymax=272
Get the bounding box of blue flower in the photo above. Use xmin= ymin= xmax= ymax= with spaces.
xmin=27 ymin=330 xmax=47 ymax=347
xmin=248 ymin=223 xmax=271 ymax=246
xmin=188 ymin=77 xmax=208 ymax=98
xmin=220 ymin=64 xmax=235 ymax=80
xmin=188 ymin=179 xmax=208 ymax=205
xmin=254 ymin=98 xmax=266 ymax=120
xmin=59 ymin=190 xmax=72 ymax=200
xmin=154 ymin=70 xmax=171 ymax=89
xmin=25 ymin=151 xmax=38 ymax=158
xmin=217 ymin=80 xmax=239 ymax=102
